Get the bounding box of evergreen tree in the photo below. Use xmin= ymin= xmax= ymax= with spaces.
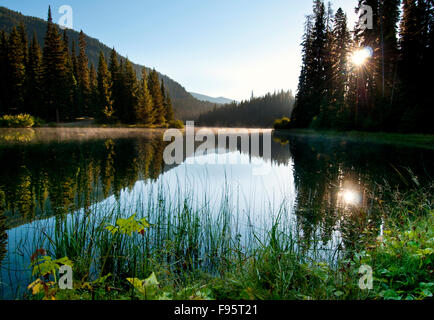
xmin=6 ymin=27 xmax=26 ymax=114
xmin=89 ymin=62 xmax=98 ymax=116
xmin=148 ymin=69 xmax=165 ymax=126
xmin=17 ymin=22 xmax=28 ymax=69
xmin=26 ymin=32 xmax=43 ymax=116
xmin=0 ymin=30 xmax=7 ymax=114
xmin=161 ymin=80 xmax=174 ymax=123
xmin=97 ymin=51 xmax=114 ymax=123
xmin=42 ymin=6 xmax=69 ymax=122
xmin=62 ymin=29 xmax=77 ymax=120
xmin=291 ymin=15 xmax=314 ymax=128
xmin=109 ymin=48 xmax=121 ymax=121
xmin=316 ymin=2 xmax=335 ymax=128
xmin=77 ymin=30 xmax=90 ymax=115
xmin=398 ymin=0 xmax=434 ymax=133
xmin=331 ymin=8 xmax=351 ymax=129
xmin=71 ymin=40 xmax=79 ymax=82
xmin=165 ymin=93 xmax=175 ymax=123
xmin=135 ymin=67 xmax=153 ymax=125
xmin=292 ymin=0 xmax=328 ymax=128
xmin=119 ymin=58 xmax=138 ymax=123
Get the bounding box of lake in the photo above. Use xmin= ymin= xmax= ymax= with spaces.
xmin=0 ymin=127 xmax=433 ymax=299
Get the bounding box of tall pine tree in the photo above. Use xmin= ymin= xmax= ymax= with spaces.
xmin=148 ymin=69 xmax=165 ymax=126
xmin=135 ymin=67 xmax=153 ymax=125
xmin=42 ymin=6 xmax=69 ymax=121
xmin=6 ymin=27 xmax=26 ymax=114
xmin=77 ymin=30 xmax=90 ymax=116
xmin=97 ymin=51 xmax=114 ymax=123
xmin=26 ymin=32 xmax=43 ymax=116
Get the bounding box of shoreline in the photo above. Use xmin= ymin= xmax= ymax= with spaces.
xmin=274 ymin=129 xmax=434 ymax=150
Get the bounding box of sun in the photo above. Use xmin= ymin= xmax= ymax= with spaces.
xmin=342 ymin=190 xmax=358 ymax=204
xmin=350 ymin=47 xmax=372 ymax=67
xmin=338 ymin=189 xmax=362 ymax=206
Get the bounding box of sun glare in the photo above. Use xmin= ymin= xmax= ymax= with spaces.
xmin=339 ymin=189 xmax=362 ymax=206
xmin=350 ymin=47 xmax=372 ymax=67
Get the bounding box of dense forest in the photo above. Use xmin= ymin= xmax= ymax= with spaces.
xmin=0 ymin=7 xmax=177 ymax=126
xmin=0 ymin=6 xmax=216 ymax=121
xmin=290 ymin=0 xmax=434 ymax=133
xmin=198 ymin=90 xmax=295 ymax=128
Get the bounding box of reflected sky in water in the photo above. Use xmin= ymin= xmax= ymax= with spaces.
xmin=0 ymin=128 xmax=433 ymax=299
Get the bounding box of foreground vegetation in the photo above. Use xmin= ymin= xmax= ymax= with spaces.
xmin=23 ymin=182 xmax=433 ymax=301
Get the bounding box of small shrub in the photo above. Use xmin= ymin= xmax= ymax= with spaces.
xmin=33 ymin=117 xmax=45 ymax=127
xmin=168 ymin=120 xmax=184 ymax=129
xmin=273 ymin=117 xmax=291 ymax=130
xmin=0 ymin=114 xmax=35 ymax=128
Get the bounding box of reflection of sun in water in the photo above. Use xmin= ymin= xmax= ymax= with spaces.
xmin=350 ymin=47 xmax=372 ymax=66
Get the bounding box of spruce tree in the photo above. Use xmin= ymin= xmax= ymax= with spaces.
xmin=26 ymin=33 xmax=43 ymax=116
xmin=292 ymin=0 xmax=328 ymax=128
xmin=77 ymin=30 xmax=90 ymax=115
xmin=161 ymin=80 xmax=174 ymax=123
xmin=97 ymin=51 xmax=114 ymax=123
xmin=62 ymin=30 xmax=77 ymax=120
xmin=17 ymin=22 xmax=28 ymax=69
xmin=148 ymin=69 xmax=165 ymax=126
xmin=6 ymin=27 xmax=26 ymax=114
xmin=399 ymin=0 xmax=427 ymax=132
xmin=89 ymin=62 xmax=98 ymax=117
xmin=109 ymin=48 xmax=121 ymax=121
xmin=135 ymin=67 xmax=153 ymax=125
xmin=331 ymin=8 xmax=351 ymax=129
xmin=121 ymin=58 xmax=138 ymax=123
xmin=42 ymin=6 xmax=69 ymax=122
xmin=0 ymin=30 xmax=8 ymax=114
xmin=165 ymin=93 xmax=175 ymax=124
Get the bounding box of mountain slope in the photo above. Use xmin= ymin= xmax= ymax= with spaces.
xmin=190 ymin=92 xmax=236 ymax=105
xmin=0 ymin=6 xmax=215 ymax=120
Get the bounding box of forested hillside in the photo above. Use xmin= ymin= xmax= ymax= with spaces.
xmin=0 ymin=6 xmax=215 ymax=120
xmin=198 ymin=90 xmax=294 ymax=128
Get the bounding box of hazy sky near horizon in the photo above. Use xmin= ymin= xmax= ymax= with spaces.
xmin=1 ymin=0 xmax=359 ymax=101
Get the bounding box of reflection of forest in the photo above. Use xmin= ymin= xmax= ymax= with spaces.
xmin=0 ymin=135 xmax=170 ymax=228
xmin=277 ymin=134 xmax=434 ymax=251
xmin=0 ymin=131 xmax=292 ymax=229
xmin=0 ymin=129 xmax=432 ymax=253
xmin=0 ymin=190 xmax=6 ymax=265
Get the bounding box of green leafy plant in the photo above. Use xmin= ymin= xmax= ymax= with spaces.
xmin=105 ymin=214 xmax=151 ymax=236
xmin=28 ymin=249 xmax=73 ymax=300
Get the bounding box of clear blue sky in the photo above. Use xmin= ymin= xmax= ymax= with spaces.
xmin=1 ymin=0 xmax=358 ymax=101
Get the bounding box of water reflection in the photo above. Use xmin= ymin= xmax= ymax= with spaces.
xmin=0 ymin=128 xmax=433 ymax=298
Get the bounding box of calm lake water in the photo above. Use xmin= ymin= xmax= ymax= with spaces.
xmin=0 ymin=128 xmax=433 ymax=299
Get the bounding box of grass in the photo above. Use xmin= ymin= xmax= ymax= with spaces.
xmin=5 ymin=179 xmax=433 ymax=300
xmin=274 ymin=129 xmax=434 ymax=150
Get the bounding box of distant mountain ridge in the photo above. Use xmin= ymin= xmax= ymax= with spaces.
xmin=190 ymin=92 xmax=236 ymax=105
xmin=0 ymin=6 xmax=216 ymax=120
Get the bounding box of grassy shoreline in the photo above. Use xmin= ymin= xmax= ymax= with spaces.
xmin=20 ymin=182 xmax=433 ymax=301
xmin=274 ymin=129 xmax=434 ymax=150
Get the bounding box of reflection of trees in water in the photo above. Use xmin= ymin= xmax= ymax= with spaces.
xmin=0 ymin=135 xmax=170 ymax=227
xmin=280 ymin=134 xmax=433 ymax=252
xmin=0 ymin=189 xmax=7 ymax=265
xmin=0 ymin=128 xmax=36 ymax=143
